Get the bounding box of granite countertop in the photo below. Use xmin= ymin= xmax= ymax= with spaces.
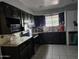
xmin=0 ymin=36 xmax=32 ymax=47
xmin=32 ymin=31 xmax=66 ymax=34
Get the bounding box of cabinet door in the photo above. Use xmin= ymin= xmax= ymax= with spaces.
xmin=24 ymin=39 xmax=33 ymax=59
xmin=20 ymin=46 xmax=29 ymax=59
xmin=0 ymin=2 xmax=21 ymax=19
xmin=27 ymin=42 xmax=33 ymax=59
xmin=34 ymin=36 xmax=40 ymax=44
xmin=33 ymin=36 xmax=40 ymax=53
xmin=20 ymin=39 xmax=34 ymax=59
xmin=39 ymin=33 xmax=45 ymax=44
xmin=34 ymin=16 xmax=45 ymax=27
xmin=2 ymin=4 xmax=13 ymax=17
xmin=12 ymin=8 xmax=21 ymax=19
xmin=0 ymin=4 xmax=11 ymax=34
xmin=1 ymin=47 xmax=20 ymax=59
xmin=69 ymin=32 xmax=78 ymax=45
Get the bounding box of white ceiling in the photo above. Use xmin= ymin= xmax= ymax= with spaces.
xmin=19 ymin=0 xmax=77 ymax=11
xmin=0 ymin=0 xmax=78 ymax=15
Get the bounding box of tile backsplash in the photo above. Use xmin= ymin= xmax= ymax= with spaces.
xmin=32 ymin=26 xmax=59 ymax=33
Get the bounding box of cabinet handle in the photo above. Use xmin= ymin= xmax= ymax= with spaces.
xmin=33 ymin=35 xmax=39 ymax=38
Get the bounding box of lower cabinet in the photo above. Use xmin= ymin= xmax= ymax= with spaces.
xmin=69 ymin=31 xmax=78 ymax=45
xmin=39 ymin=32 xmax=66 ymax=44
xmin=1 ymin=38 xmax=34 ymax=59
xmin=1 ymin=47 xmax=20 ymax=59
xmin=33 ymin=35 xmax=40 ymax=54
xmin=1 ymin=32 xmax=67 ymax=59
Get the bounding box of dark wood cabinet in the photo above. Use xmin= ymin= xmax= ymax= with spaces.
xmin=0 ymin=2 xmax=21 ymax=19
xmin=19 ymin=39 xmax=34 ymax=59
xmin=39 ymin=32 xmax=66 ymax=44
xmin=34 ymin=16 xmax=45 ymax=27
xmin=1 ymin=38 xmax=34 ymax=59
xmin=32 ymin=35 xmax=40 ymax=54
xmin=0 ymin=2 xmax=34 ymax=34
xmin=69 ymin=31 xmax=78 ymax=45
xmin=0 ymin=2 xmax=22 ymax=34
xmin=1 ymin=47 xmax=20 ymax=59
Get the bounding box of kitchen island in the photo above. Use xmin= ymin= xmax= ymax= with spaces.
xmin=0 ymin=36 xmax=34 ymax=59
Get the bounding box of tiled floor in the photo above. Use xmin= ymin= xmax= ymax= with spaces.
xmin=31 ymin=45 xmax=78 ymax=59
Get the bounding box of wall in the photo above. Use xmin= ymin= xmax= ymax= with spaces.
xmin=66 ymin=10 xmax=77 ymax=31
xmin=65 ymin=9 xmax=77 ymax=45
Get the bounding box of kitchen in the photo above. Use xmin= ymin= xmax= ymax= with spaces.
xmin=0 ymin=0 xmax=78 ymax=59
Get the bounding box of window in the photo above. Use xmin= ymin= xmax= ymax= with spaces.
xmin=45 ymin=14 xmax=59 ymax=27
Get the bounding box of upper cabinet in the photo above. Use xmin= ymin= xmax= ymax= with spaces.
xmin=0 ymin=2 xmax=21 ymax=19
xmin=34 ymin=16 xmax=45 ymax=27
xmin=0 ymin=2 xmax=34 ymax=34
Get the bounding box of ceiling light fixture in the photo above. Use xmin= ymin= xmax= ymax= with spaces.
xmin=52 ymin=0 xmax=59 ymax=5
xmin=44 ymin=0 xmax=59 ymax=6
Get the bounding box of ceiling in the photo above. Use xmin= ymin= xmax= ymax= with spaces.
xmin=1 ymin=0 xmax=78 ymax=15
xmin=19 ymin=0 xmax=77 ymax=11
